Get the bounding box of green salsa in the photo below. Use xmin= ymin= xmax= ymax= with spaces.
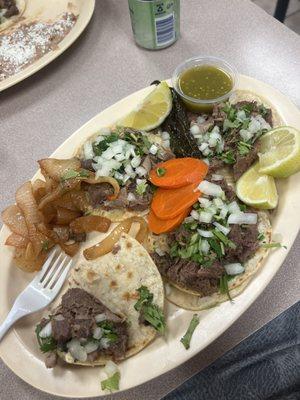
xmin=178 ymin=65 xmax=233 ymax=112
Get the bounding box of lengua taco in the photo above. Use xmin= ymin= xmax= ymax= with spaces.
xmin=0 ymin=0 xmax=26 ymax=32
xmin=148 ymin=173 xmax=272 ymax=311
xmin=35 ymin=234 xmax=165 ymax=367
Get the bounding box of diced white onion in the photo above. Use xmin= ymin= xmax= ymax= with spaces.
xmin=228 ymin=212 xmax=257 ymax=225
xmin=197 ymin=116 xmax=206 ymax=124
xmin=164 ymin=283 xmax=172 ymax=296
xmin=213 ymin=198 xmax=224 ymax=208
xmin=248 ymin=117 xmax=261 ymax=134
xmin=131 ymin=156 xmax=141 ymax=168
xmin=136 ymin=178 xmax=146 ymax=186
xmin=199 ymin=211 xmax=213 ymax=223
xmin=127 ymin=192 xmax=136 ymax=202
xmin=190 ymin=124 xmax=200 ymax=135
xmin=67 ymin=339 xmax=88 ymax=362
xmin=96 ymin=168 xmax=111 ymax=178
xmin=199 ymin=142 xmax=209 ymax=152
xmin=184 ymin=216 xmax=194 ymax=224
xmin=203 ymin=158 xmax=210 ymax=165
xmin=220 ymin=205 xmax=229 ymax=219
xmin=115 ymin=153 xmax=126 ymax=161
xmin=228 ymin=201 xmax=241 ymax=214
xmin=95 ymin=314 xmax=107 ymax=323
xmin=83 ymin=142 xmax=94 ymax=160
xmin=211 ymin=174 xmax=223 ymax=181
xmin=101 ymin=147 xmax=115 ymax=160
xmin=200 ymin=239 xmax=210 ymax=254
xmin=104 ymin=360 xmax=119 ymax=377
xmin=125 ymin=164 xmax=134 ymax=175
xmin=85 ymin=341 xmax=99 ymax=354
xmin=123 ymin=174 xmax=131 ymax=183
xmin=114 ymin=171 xmax=124 ymax=181
xmin=236 ymin=110 xmax=247 ymax=121
xmin=239 ymin=129 xmax=254 ymax=141
xmin=135 ymin=166 xmax=147 ymax=177
xmin=155 ymin=246 xmax=166 ymax=256
xmin=197 ymin=228 xmax=214 ymax=238
xmin=198 ymin=198 xmax=211 ymax=208
xmin=100 ymin=338 xmax=111 ymax=349
xmin=213 ymin=222 xmax=230 ymax=235
xmin=191 ymin=210 xmax=199 ymax=220
xmin=93 ymin=327 xmax=103 ymax=340
xmin=161 ymin=131 xmax=170 ymax=140
xmin=39 ymin=322 xmax=52 ymax=338
xmin=149 ymin=144 xmax=158 ymax=155
xmin=162 ymin=139 xmax=170 ymax=148
xmin=224 ymin=263 xmax=245 ymax=275
xmin=198 ymin=180 xmax=224 ymax=198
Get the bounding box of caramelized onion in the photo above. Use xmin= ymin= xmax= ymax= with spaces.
xmin=38 ymin=179 xmax=80 ymax=210
xmin=32 ymin=179 xmax=47 ymax=202
xmin=83 ymin=216 xmax=147 ymax=260
xmin=38 ymin=158 xmax=81 ymax=182
xmin=55 ymin=207 xmax=81 ymax=225
xmin=14 ymin=247 xmax=47 ymax=272
xmin=70 ymin=215 xmax=111 ymax=234
xmin=1 ymin=205 xmax=28 ymax=237
xmin=5 ymin=233 xmax=29 ymax=248
xmin=60 ymin=242 xmax=80 ymax=257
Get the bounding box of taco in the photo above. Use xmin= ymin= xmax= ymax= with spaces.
xmin=148 ymin=174 xmax=272 ymax=311
xmin=76 ymin=127 xmax=174 ymax=222
xmin=0 ymin=0 xmax=25 ymax=32
xmin=35 ymin=234 xmax=165 ymax=367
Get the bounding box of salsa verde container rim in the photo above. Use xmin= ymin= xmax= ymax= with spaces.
xmin=172 ymin=55 xmax=238 ymax=105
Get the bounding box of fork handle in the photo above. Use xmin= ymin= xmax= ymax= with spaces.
xmin=0 ymin=307 xmax=28 ymax=342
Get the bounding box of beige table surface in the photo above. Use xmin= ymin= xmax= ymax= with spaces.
xmin=0 ymin=0 xmax=299 ymax=399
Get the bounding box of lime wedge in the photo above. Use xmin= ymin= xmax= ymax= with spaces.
xmin=236 ymin=162 xmax=278 ymax=209
xmin=117 ymin=82 xmax=172 ymax=131
xmin=258 ymin=126 xmax=300 ymax=178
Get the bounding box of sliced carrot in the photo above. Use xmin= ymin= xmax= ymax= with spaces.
xmin=149 ymin=158 xmax=208 ymax=189
xmin=151 ymin=182 xmax=201 ymax=220
xmin=148 ymin=207 xmax=191 ymax=234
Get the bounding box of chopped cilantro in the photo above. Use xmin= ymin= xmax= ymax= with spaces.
xmin=136 ymin=181 xmax=148 ymax=196
xmin=101 ymin=371 xmax=120 ymax=392
xmin=239 ymin=204 xmax=247 ymax=212
xmin=134 ymin=286 xmax=165 ymax=334
xmin=219 ymin=274 xmax=232 ymax=301
xmin=61 ymin=169 xmax=89 ymax=181
xmin=180 ymin=314 xmax=200 ymax=350
xmin=42 ymin=240 xmax=50 ymax=252
xmin=97 ymin=321 xmax=118 ymax=343
xmin=92 ymin=133 xmax=119 ymax=156
xmin=223 ymin=118 xmax=241 ymax=131
xmin=257 ymin=233 xmax=265 ymax=241
xmin=262 ymin=242 xmax=287 ymax=249
xmin=220 ymin=150 xmax=236 ymax=164
xmin=208 ymin=238 xmax=223 ymax=259
xmin=213 ymin=229 xmax=236 ymax=249
xmin=237 ymin=141 xmax=252 ymax=156
xmin=156 ymin=167 xmax=166 ymax=177
xmin=35 ymin=324 xmax=57 ymax=353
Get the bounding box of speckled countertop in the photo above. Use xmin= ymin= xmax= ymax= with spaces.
xmin=0 ymin=0 xmax=299 ymax=399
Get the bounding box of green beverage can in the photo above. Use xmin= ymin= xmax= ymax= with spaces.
xmin=128 ymin=0 xmax=180 ymax=50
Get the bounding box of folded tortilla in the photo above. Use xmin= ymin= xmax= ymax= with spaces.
xmin=58 ymin=233 xmax=164 ymax=366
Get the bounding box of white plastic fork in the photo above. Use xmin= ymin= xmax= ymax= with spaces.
xmin=0 ymin=248 xmax=72 ymax=342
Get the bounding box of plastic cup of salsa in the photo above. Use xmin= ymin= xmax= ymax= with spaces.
xmin=172 ymin=56 xmax=238 ymax=113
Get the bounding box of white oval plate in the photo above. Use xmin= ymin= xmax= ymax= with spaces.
xmin=0 ymin=0 xmax=95 ymax=92
xmin=0 ymin=75 xmax=299 ymax=397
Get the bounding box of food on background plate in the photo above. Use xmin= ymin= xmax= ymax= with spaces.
xmin=0 ymin=0 xmax=25 ymax=32
xmin=0 ymin=12 xmax=77 ymax=82
xmin=36 ymin=234 xmax=165 ymax=368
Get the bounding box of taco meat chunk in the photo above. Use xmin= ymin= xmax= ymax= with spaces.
xmin=225 ymin=224 xmax=259 ymax=263
xmin=151 ymin=253 xmax=224 ymax=297
xmin=36 ymin=288 xmax=129 ymax=368
xmin=0 ymin=0 xmax=19 ymax=18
